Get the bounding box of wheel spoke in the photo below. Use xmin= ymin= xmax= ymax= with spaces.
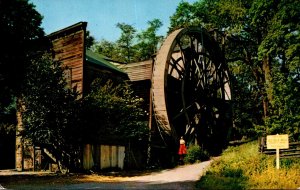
xmin=152 ymin=27 xmax=231 ymax=151
xmin=169 ymin=56 xmax=185 ymax=79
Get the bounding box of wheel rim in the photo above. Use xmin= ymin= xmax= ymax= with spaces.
xmin=152 ymin=27 xmax=231 ymax=148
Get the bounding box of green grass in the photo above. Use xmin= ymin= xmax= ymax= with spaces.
xmin=196 ymin=141 xmax=300 ymax=189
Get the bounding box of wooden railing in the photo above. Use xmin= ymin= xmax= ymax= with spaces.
xmin=258 ymin=137 xmax=300 ymax=158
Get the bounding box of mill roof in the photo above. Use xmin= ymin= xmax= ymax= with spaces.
xmin=119 ymin=60 xmax=153 ymax=81
xmin=85 ymin=49 xmax=127 ymax=76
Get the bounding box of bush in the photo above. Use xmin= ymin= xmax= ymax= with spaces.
xmin=184 ymin=145 xmax=210 ymax=164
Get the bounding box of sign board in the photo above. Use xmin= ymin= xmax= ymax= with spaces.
xmin=267 ymin=134 xmax=289 ymax=149
xmin=266 ymin=134 xmax=289 ymax=169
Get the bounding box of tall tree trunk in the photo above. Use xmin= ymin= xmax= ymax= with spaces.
xmin=262 ymin=55 xmax=272 ymax=118
xmin=16 ymin=98 xmax=25 ymax=171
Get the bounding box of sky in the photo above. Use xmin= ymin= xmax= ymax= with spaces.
xmin=30 ymin=0 xmax=198 ymax=42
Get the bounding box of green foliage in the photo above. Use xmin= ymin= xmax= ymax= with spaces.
xmin=135 ymin=19 xmax=164 ymax=61
xmin=0 ymin=0 xmax=44 ymax=93
xmin=184 ymin=145 xmax=210 ymax=164
xmin=21 ymin=54 xmax=148 ymax=170
xmin=0 ymin=0 xmax=44 ymax=130
xmin=92 ymin=39 xmax=118 ymax=61
xmin=169 ymin=0 xmax=250 ymax=33
xmin=0 ymin=95 xmax=16 ymax=134
xmin=169 ymin=1 xmax=199 ymax=31
xmin=80 ymin=77 xmax=149 ymax=143
xmin=197 ymin=141 xmax=300 ymax=189
xmin=279 ymin=157 xmax=300 ymax=169
xmin=85 ymin=30 xmax=95 ymax=48
xmin=231 ymin=72 xmax=262 ymax=138
xmin=265 ymin=69 xmax=300 ymax=140
xmin=169 ymin=0 xmax=300 ymax=140
xmin=93 ymin=19 xmax=163 ymax=63
xmin=22 ymin=54 xmax=80 ymax=168
xmin=115 ymin=23 xmax=137 ymax=63
xmin=0 ymin=122 xmax=15 ymax=137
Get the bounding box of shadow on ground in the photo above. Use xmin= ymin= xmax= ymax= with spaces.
xmin=3 ymin=180 xmax=197 ymax=190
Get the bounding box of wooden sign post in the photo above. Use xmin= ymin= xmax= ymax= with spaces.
xmin=266 ymin=134 xmax=289 ymax=169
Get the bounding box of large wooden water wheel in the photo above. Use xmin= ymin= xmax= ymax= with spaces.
xmin=152 ymin=27 xmax=232 ymax=153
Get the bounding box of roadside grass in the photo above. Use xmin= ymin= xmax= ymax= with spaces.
xmin=196 ymin=141 xmax=300 ymax=189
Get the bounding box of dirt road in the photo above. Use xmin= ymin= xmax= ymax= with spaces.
xmin=1 ymin=160 xmax=212 ymax=190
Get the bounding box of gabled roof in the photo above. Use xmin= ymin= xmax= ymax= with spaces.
xmin=48 ymin=22 xmax=87 ymax=40
xmin=85 ymin=49 xmax=127 ymax=76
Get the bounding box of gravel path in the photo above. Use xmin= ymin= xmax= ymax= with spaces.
xmin=1 ymin=160 xmax=212 ymax=190
xmin=127 ymin=160 xmax=212 ymax=183
xmin=55 ymin=160 xmax=212 ymax=190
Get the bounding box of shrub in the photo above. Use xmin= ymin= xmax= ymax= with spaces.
xmin=184 ymin=145 xmax=210 ymax=164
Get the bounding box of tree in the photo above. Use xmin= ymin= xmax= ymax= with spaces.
xmin=169 ymin=1 xmax=200 ymax=31
xmin=0 ymin=0 xmax=44 ymax=171
xmin=266 ymin=70 xmax=300 ymax=141
xmin=22 ymin=54 xmax=80 ymax=172
xmin=86 ymin=30 xmax=96 ymax=49
xmin=248 ymin=0 xmax=300 ymax=137
xmin=169 ymin=0 xmax=300 ymax=139
xmin=116 ymin=23 xmax=137 ymax=63
xmin=0 ymin=0 xmax=44 ymax=96
xmin=135 ymin=19 xmax=164 ymax=61
xmin=0 ymin=0 xmax=44 ymax=131
xmin=80 ymin=76 xmax=148 ymax=143
xmin=93 ymin=39 xmax=119 ymax=61
xmin=93 ymin=19 xmax=163 ymax=63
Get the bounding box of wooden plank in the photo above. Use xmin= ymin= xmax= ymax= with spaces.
xmin=53 ymin=45 xmax=83 ymax=55
xmin=290 ymin=142 xmax=300 ymax=146
xmin=281 ymin=154 xmax=300 ymax=158
xmin=267 ymin=134 xmax=289 ymax=149
xmin=120 ymin=60 xmax=153 ymax=81
xmin=100 ymin=145 xmax=110 ymax=169
xmin=118 ymin=146 xmax=125 ymax=169
xmin=55 ymin=52 xmax=83 ymax=62
xmin=261 ymin=140 xmax=300 ymax=158
xmin=53 ymin=42 xmax=83 ymax=53
xmin=83 ymin=144 xmax=93 ymax=170
xmin=52 ymin=32 xmax=83 ymax=45
xmin=111 ymin=146 xmax=117 ymax=168
xmin=50 ymin=27 xmax=85 ymax=94
xmin=53 ymin=43 xmax=83 ymax=57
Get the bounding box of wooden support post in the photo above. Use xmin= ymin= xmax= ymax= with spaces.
xmin=267 ymin=134 xmax=289 ymax=170
xmin=276 ymin=148 xmax=280 ymax=169
xmin=33 ymin=145 xmax=35 ymax=171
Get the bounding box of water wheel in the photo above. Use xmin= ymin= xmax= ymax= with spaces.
xmin=152 ymin=27 xmax=232 ymax=153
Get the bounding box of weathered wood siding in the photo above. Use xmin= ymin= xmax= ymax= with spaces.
xmin=83 ymin=144 xmax=125 ymax=170
xmin=49 ymin=22 xmax=86 ymax=94
xmin=119 ymin=60 xmax=153 ymax=110
xmin=119 ymin=60 xmax=153 ymax=81
xmin=100 ymin=145 xmax=110 ymax=169
xmin=83 ymin=144 xmax=94 ymax=169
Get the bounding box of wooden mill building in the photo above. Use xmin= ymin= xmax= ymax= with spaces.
xmin=15 ymin=22 xmax=232 ymax=171
xmin=15 ymin=22 xmax=132 ymax=171
xmin=48 ymin=22 xmax=128 ymax=94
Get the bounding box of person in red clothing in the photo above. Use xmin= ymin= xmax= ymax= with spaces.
xmin=178 ymin=136 xmax=187 ymax=164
